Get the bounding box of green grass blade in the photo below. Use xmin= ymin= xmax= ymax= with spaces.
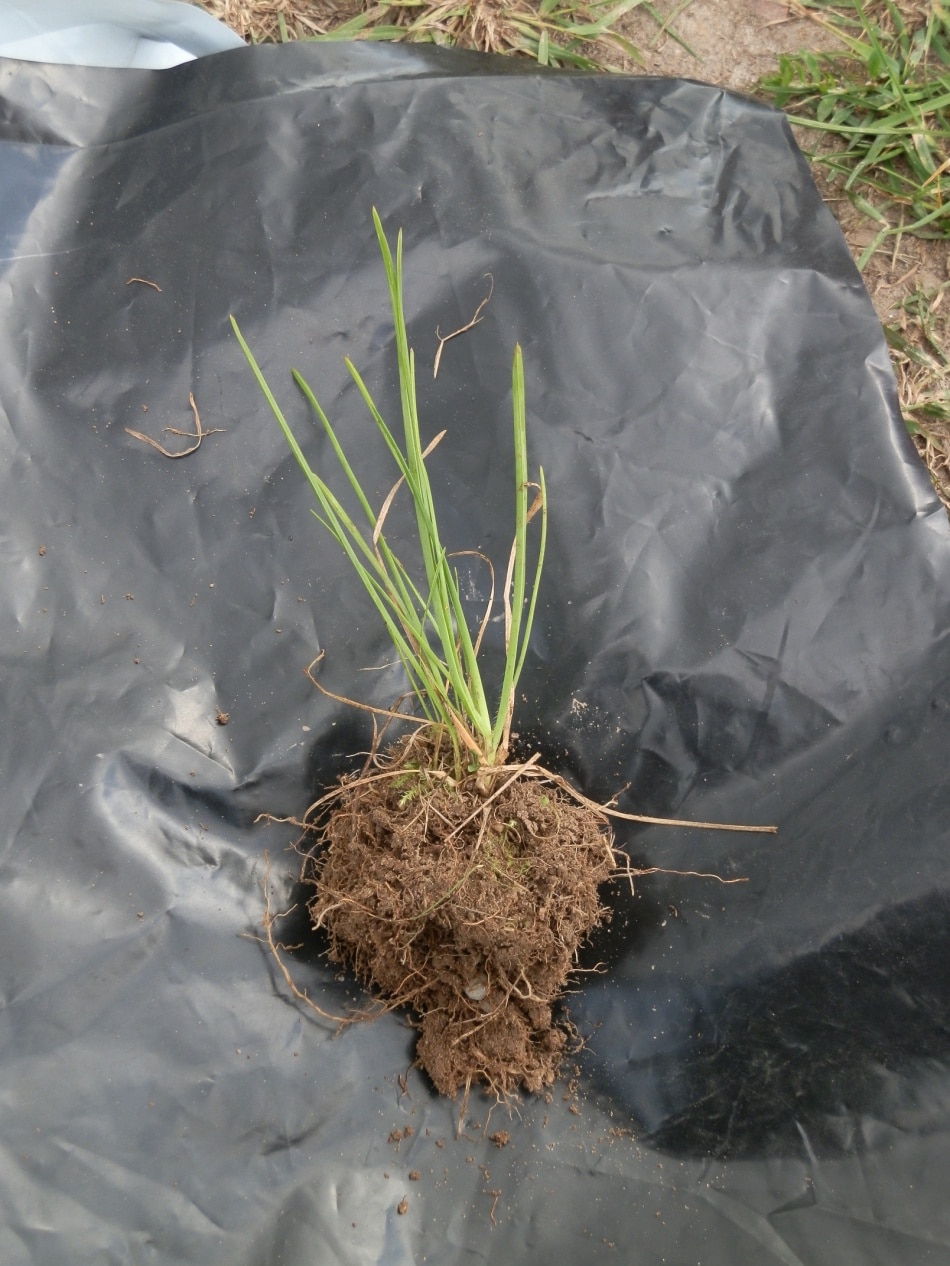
xmin=290 ymin=363 xmax=433 ymax=628
xmin=232 ymin=314 xmax=459 ymax=722
xmin=371 ymin=210 xmax=492 ymax=740
xmin=290 ymin=367 xmax=377 ymax=528
xmin=491 ymin=343 xmax=544 ymax=756
xmin=511 ymin=466 xmax=548 ymax=694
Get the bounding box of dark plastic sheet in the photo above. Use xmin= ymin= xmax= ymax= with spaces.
xmin=2 ymin=41 xmax=950 ymax=1265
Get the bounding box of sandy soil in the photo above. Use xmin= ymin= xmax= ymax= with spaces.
xmin=621 ymin=0 xmax=838 ymax=89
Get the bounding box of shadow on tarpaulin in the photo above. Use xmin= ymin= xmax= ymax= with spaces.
xmin=1 ymin=34 xmax=949 ymax=1266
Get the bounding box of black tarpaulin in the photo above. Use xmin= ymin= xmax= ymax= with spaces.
xmin=2 ymin=40 xmax=950 ymax=1265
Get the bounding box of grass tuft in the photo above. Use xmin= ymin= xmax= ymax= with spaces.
xmin=760 ymin=0 xmax=950 ymax=270
xmin=231 ymin=210 xmax=547 ymax=771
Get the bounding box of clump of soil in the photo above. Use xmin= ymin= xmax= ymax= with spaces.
xmin=302 ymin=730 xmax=615 ymax=1099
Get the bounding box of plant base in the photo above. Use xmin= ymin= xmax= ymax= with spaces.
xmin=303 ymin=730 xmax=615 ymax=1099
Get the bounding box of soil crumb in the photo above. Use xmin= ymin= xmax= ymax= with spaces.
xmin=304 ymin=731 xmax=614 ymax=1099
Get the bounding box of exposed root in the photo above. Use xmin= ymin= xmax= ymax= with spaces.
xmin=253 ymin=850 xmax=377 ymax=1028
xmin=293 ymin=722 xmax=777 ymax=836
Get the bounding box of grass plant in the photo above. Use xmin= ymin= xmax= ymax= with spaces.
xmin=231 ymin=210 xmax=546 ymax=772
xmin=760 ymin=0 xmax=950 ymax=270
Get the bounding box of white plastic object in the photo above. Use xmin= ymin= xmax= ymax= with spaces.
xmin=0 ymin=0 xmax=244 ymax=69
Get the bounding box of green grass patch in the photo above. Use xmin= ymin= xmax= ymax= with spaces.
xmin=760 ymin=0 xmax=950 ymax=269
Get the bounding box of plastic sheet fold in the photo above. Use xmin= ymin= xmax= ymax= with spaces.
xmin=2 ymin=40 xmax=949 ymax=1264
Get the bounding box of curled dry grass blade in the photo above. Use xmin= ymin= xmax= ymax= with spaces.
xmin=231 ymin=209 xmax=546 ymax=772
xmin=760 ymin=0 xmax=950 ymax=269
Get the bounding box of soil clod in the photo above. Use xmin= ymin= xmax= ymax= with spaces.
xmin=301 ymin=730 xmax=614 ymax=1100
